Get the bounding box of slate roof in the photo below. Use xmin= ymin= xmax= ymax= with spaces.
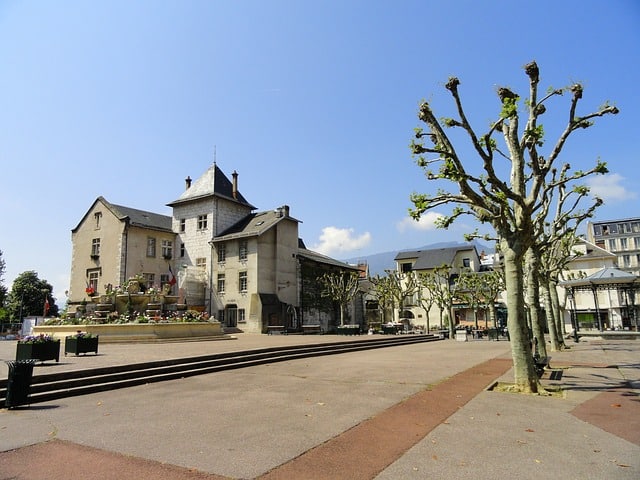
xmin=109 ymin=202 xmax=173 ymax=232
xmin=211 ymin=208 xmax=300 ymax=242
xmin=395 ymin=245 xmax=477 ymax=270
xmin=72 ymin=196 xmax=172 ymax=233
xmin=166 ymin=163 xmax=255 ymax=209
xmin=297 ymin=248 xmax=360 ymax=271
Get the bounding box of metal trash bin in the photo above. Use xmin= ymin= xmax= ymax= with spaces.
xmin=5 ymin=360 xmax=36 ymax=409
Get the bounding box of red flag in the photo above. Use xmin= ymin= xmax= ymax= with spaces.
xmin=44 ymin=297 xmax=50 ymax=315
xmin=168 ymin=265 xmax=177 ymax=286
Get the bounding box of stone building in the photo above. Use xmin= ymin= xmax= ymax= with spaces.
xmin=587 ymin=217 xmax=640 ymax=276
xmin=68 ymin=163 xmax=360 ymax=333
xmin=69 ymin=196 xmax=175 ymax=304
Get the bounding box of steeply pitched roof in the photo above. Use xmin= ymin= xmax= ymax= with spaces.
xmin=109 ymin=202 xmax=173 ymax=232
xmin=166 ymin=163 xmax=255 ymax=208
xmin=395 ymin=245 xmax=477 ymax=270
xmin=211 ymin=207 xmax=300 ymax=242
xmin=72 ymin=196 xmax=172 ymax=233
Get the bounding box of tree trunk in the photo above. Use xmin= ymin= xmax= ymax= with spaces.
xmin=549 ymin=279 xmax=566 ymax=337
xmin=525 ymin=250 xmax=548 ymax=359
xmin=503 ymin=241 xmax=539 ymax=393
xmin=542 ymin=282 xmax=561 ymax=351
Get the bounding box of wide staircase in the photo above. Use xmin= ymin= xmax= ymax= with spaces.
xmin=1 ymin=334 xmax=442 ymax=407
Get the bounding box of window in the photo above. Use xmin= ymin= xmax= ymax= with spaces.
xmin=179 ymin=218 xmax=186 ymax=232
xmin=401 ymin=263 xmax=412 ymax=273
xmin=622 ymin=255 xmax=631 ymax=268
xmin=88 ymin=270 xmax=100 ymax=293
xmin=160 ymin=274 xmax=169 ymax=286
xmin=635 ymin=237 xmax=640 ymax=249
xmin=217 ymin=274 xmax=225 ymax=293
xmin=91 ymin=238 xmax=101 ymax=257
xmin=593 ymin=225 xmax=602 ymax=236
xmin=197 ymin=214 xmax=208 ymax=230
xmin=217 ymin=243 xmax=226 ymax=263
xmin=239 ymin=240 xmax=248 ymax=261
xmin=147 ymin=237 xmax=156 ymax=257
xmin=180 ymin=242 xmax=185 ymax=258
xmin=239 ymin=271 xmax=248 ymax=292
xmin=143 ymin=273 xmax=155 ymax=289
xmin=161 ymin=240 xmax=173 ymax=259
xmin=632 ymin=222 xmax=640 ymax=233
xmin=218 ymin=310 xmax=225 ymax=323
xmin=620 ymin=238 xmax=628 ymax=250
xmin=238 ymin=308 xmax=246 ymax=323
xmin=94 ymin=212 xmax=102 ymax=229
xmin=608 ymin=239 xmax=616 ymax=251
xmin=462 ymin=258 xmax=471 ymax=268
xmin=196 ymin=257 xmax=207 ymax=269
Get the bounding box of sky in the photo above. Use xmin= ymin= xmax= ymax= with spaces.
xmin=1 ymin=0 xmax=639 ymax=308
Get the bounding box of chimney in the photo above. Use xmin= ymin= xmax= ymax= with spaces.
xmin=232 ymin=170 xmax=238 ymax=199
xmin=185 ymin=176 xmax=192 ymax=190
xmin=283 ymin=205 xmax=290 ymax=217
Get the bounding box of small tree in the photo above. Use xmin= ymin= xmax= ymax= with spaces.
xmin=318 ymin=271 xmax=360 ymax=326
xmin=370 ymin=274 xmax=394 ymax=324
xmin=7 ymin=271 xmax=59 ymax=320
xmin=415 ymin=271 xmax=437 ymax=332
xmin=384 ymin=270 xmax=418 ymax=323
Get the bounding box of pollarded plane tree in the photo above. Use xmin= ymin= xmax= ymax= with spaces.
xmin=384 ymin=269 xmax=418 ymax=325
xmin=318 ymin=271 xmax=360 ymax=326
xmin=535 ymin=177 xmax=602 ymax=352
xmin=409 ymin=61 xmax=618 ymax=393
xmin=369 ymin=274 xmax=394 ymax=324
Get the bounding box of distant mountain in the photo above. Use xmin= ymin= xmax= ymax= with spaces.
xmin=342 ymin=241 xmax=493 ymax=277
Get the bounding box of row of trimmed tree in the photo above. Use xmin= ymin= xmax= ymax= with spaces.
xmin=408 ymin=61 xmax=618 ymax=392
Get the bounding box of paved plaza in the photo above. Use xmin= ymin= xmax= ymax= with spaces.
xmin=1 ymin=334 xmax=638 ymax=479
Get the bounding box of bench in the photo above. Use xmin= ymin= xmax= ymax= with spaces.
xmin=267 ymin=325 xmax=287 ymax=335
xmin=301 ymin=324 xmax=323 ymax=334
xmin=533 ymin=355 xmax=551 ymax=376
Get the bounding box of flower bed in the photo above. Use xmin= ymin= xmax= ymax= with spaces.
xmin=16 ymin=334 xmax=60 ymax=362
xmin=65 ymin=332 xmax=99 ymax=356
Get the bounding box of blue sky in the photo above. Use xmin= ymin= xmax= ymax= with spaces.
xmin=1 ymin=0 xmax=639 ymax=307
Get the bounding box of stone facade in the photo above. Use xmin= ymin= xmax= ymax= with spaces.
xmin=69 ymin=197 xmax=175 ymax=308
xmin=69 ymin=164 xmax=361 ymax=332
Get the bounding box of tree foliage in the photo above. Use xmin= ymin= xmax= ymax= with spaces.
xmin=0 ymin=250 xmax=7 ymax=321
xmin=409 ymin=61 xmax=618 ymax=392
xmin=7 ymin=270 xmax=59 ymax=320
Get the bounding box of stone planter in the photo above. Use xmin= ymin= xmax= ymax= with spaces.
xmin=65 ymin=336 xmax=99 ymax=356
xmin=381 ymin=324 xmax=401 ymax=335
xmin=16 ymin=340 xmax=61 ymax=362
xmin=336 ymin=325 xmax=360 ymax=335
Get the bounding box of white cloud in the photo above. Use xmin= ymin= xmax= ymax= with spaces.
xmin=312 ymin=226 xmax=372 ymax=256
xmin=586 ymin=173 xmax=637 ymax=203
xmin=396 ymin=211 xmax=444 ymax=232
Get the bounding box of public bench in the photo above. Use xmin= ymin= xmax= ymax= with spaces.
xmin=533 ymin=354 xmax=551 ymax=376
xmin=267 ymin=325 xmax=287 ymax=335
xmin=301 ymin=324 xmax=323 ymax=334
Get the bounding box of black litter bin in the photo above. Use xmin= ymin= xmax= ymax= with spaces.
xmin=5 ymin=360 xmax=36 ymax=409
